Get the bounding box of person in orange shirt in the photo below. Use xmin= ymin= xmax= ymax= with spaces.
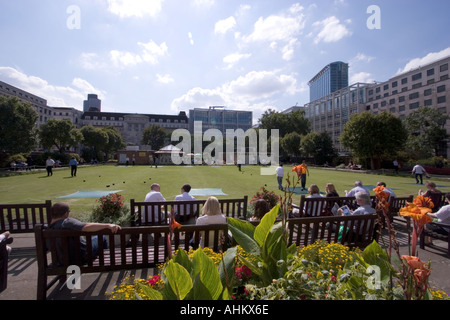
xmin=292 ymin=160 xmax=310 ymax=191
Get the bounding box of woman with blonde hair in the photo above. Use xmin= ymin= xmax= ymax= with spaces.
xmin=196 ymin=197 xmax=227 ymax=247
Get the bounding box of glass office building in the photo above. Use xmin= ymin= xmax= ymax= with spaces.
xmin=308 ymin=62 xmax=349 ymax=102
xmin=188 ymin=107 xmax=253 ymax=133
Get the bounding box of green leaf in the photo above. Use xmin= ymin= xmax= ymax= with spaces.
xmin=173 ymin=248 xmax=193 ymax=274
xmin=219 ymin=246 xmax=237 ymax=288
xmin=164 ymin=260 xmax=193 ymax=300
xmin=254 ymin=204 xmax=279 ymax=247
xmin=136 ymin=283 xmax=163 ymax=300
xmin=362 ymin=240 xmax=393 ymax=282
xmin=192 ymin=248 xmax=223 ymax=300
xmin=187 ymin=274 xmax=213 ymax=300
xmin=227 ymin=217 xmax=260 ymax=255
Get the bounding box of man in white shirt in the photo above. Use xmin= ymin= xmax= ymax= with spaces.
xmin=276 ymin=164 xmax=284 ymax=190
xmin=143 ymin=183 xmax=166 ymax=224
xmin=376 ymin=181 xmax=396 ymax=201
xmin=427 ymin=192 xmax=450 ymax=235
xmin=174 ymin=184 xmax=197 ymax=223
xmin=345 ymin=180 xmax=370 ymax=197
xmin=45 ymin=157 xmax=55 ymax=176
xmin=412 ymin=163 xmax=428 ymax=185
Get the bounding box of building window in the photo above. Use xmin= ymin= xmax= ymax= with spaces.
xmin=412 ymin=73 xmax=422 ymax=81
xmin=409 ymin=102 xmax=419 ymax=110
xmin=437 ymin=85 xmax=446 ymax=93
xmin=424 ymin=88 xmax=432 ymax=96
xmin=427 ymin=68 xmax=435 ymax=76
xmin=412 ymin=83 xmax=422 ymax=89
xmin=390 ymin=107 xmax=396 ymax=113
xmin=437 ymin=96 xmax=446 ymax=104
xmin=399 ymin=105 xmax=406 ymax=112
xmin=383 ymin=84 xmax=389 ymax=90
xmin=392 ymin=81 xmax=398 ymax=88
xmin=424 ymin=99 xmax=433 ymax=106
xmin=401 ymin=78 xmax=408 ymax=84
xmin=440 ymin=63 xmax=449 ymax=72
xmin=389 ymin=98 xmax=396 ymax=105
xmin=409 ymin=92 xmax=419 ymax=100
xmin=399 ymin=96 xmax=405 ymax=102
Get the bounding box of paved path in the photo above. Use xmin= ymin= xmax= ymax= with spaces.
xmin=0 ymin=220 xmax=448 ymax=300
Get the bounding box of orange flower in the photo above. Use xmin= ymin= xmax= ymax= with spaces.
xmin=373 ymin=186 xmax=389 ymax=199
xmin=401 ymin=255 xmax=423 ymax=270
xmin=171 ymin=218 xmax=181 ymax=230
xmin=413 ymin=195 xmax=434 ymax=209
xmin=401 ymin=255 xmax=432 ymax=285
xmin=399 ymin=203 xmax=432 ymax=224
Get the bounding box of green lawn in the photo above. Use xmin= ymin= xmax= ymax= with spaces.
xmin=1 ymin=164 xmax=449 ymax=219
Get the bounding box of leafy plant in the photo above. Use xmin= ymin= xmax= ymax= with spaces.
xmin=90 ymin=193 xmax=133 ymax=226
xmin=227 ymin=204 xmax=297 ymax=286
xmin=250 ymin=186 xmax=280 ymax=209
xmin=135 ymin=246 xmax=236 ymax=300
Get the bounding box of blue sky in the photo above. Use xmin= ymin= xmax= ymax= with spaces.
xmin=1 ymin=0 xmax=449 ymax=124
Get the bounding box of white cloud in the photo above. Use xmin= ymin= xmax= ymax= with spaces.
xmin=83 ymin=40 xmax=168 ymax=69
xmin=170 ymin=70 xmax=300 ymax=122
xmin=350 ymin=72 xmax=374 ymax=84
xmin=107 ymin=0 xmax=164 ymax=18
xmin=188 ymin=32 xmax=194 ymax=45
xmin=222 ymin=52 xmax=251 ymax=69
xmin=397 ymin=47 xmax=450 ymax=74
xmin=313 ymin=16 xmax=352 ymax=44
xmin=351 ymin=53 xmax=375 ymax=64
xmin=214 ymin=16 xmax=236 ymax=35
xmin=241 ymin=4 xmax=305 ymax=61
xmin=0 ymin=67 xmax=105 ymax=108
xmin=138 ymin=40 xmax=169 ymax=64
xmin=110 ymin=50 xmax=142 ymax=67
xmin=156 ymin=74 xmax=174 ymax=84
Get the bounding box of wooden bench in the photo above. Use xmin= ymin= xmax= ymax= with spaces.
xmin=0 ymin=236 xmax=12 ymax=293
xmin=287 ymin=214 xmax=380 ymax=250
xmin=420 ymin=223 xmax=450 ymax=257
xmin=292 ymin=196 xmax=363 ymax=218
xmin=34 ymin=223 xmax=230 ymax=300
xmin=0 ymin=201 xmax=52 ymax=233
xmin=130 ymin=196 xmax=248 ymax=225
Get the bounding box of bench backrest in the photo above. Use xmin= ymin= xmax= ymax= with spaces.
xmin=0 ymin=201 xmax=52 ymax=233
xmin=287 ymin=214 xmax=379 ymax=249
xmin=34 ymin=223 xmax=230 ymax=276
xmin=388 ymin=195 xmax=414 ymax=216
xmin=131 ymin=196 xmax=248 ymax=225
xmin=297 ymin=196 xmax=364 ymax=217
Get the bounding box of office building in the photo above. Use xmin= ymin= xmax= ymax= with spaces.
xmin=83 ymin=94 xmax=101 ymax=112
xmin=81 ymin=111 xmax=189 ymax=146
xmin=0 ymin=81 xmax=53 ymax=128
xmin=308 ymin=61 xmax=349 ymax=102
xmin=188 ymin=107 xmax=253 ymax=133
xmin=301 ymin=56 xmax=450 ymax=156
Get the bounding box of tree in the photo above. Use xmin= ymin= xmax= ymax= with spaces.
xmin=101 ymin=126 xmax=125 ymax=160
xmin=141 ymin=125 xmax=167 ymax=150
xmin=341 ymin=112 xmax=407 ymax=169
xmin=300 ymin=131 xmax=337 ymax=165
xmin=0 ymin=96 xmax=37 ymax=156
xmin=258 ymin=109 xmax=310 ymax=138
xmin=403 ymin=106 xmax=450 ymax=158
xmin=39 ymin=119 xmax=83 ymax=153
xmin=80 ymin=125 xmax=108 ymax=160
xmin=280 ymin=132 xmax=302 ymax=159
